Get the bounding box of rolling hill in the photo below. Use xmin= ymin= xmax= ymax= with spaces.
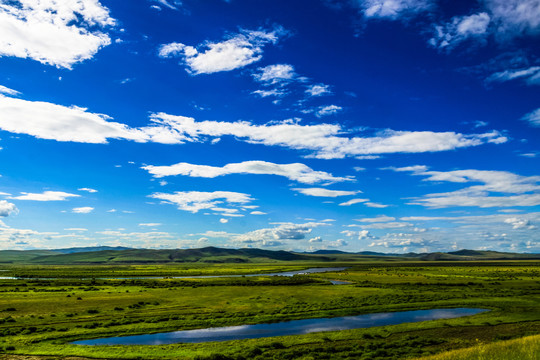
xmin=0 ymin=247 xmax=538 ymax=264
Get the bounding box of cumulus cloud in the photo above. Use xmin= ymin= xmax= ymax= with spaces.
xmin=142 ymin=160 xmax=354 ymax=184
xmin=522 ymin=108 xmax=540 ymax=127
xmin=233 ymin=222 xmax=329 ymax=245
xmin=0 ymin=0 xmax=115 ymax=69
xmin=357 ymin=0 xmax=435 ymax=20
xmin=9 ymin=191 xmax=80 ymax=201
xmin=149 ymin=191 xmax=254 ymax=216
xmin=250 ymin=211 xmax=267 ymax=215
xmin=0 ymin=200 xmax=18 ymax=217
xmin=504 ymin=217 xmax=537 ymax=230
xmin=293 ymin=188 xmax=361 ymax=197
xmin=342 ymin=229 xmax=376 ymax=240
xmin=391 ymin=166 xmax=540 ymax=208
xmin=158 ymin=27 xmax=288 ymax=74
xmin=219 ymin=218 xmax=229 ymax=224
xmin=72 ymin=207 xmax=94 ymax=214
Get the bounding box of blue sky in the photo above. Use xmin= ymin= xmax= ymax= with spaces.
xmin=0 ymin=0 xmax=539 ymax=253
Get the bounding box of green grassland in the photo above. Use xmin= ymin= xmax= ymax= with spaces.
xmin=0 ymin=260 xmax=538 ymax=359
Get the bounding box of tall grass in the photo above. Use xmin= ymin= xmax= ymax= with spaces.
xmin=415 ymin=334 xmax=540 ymax=360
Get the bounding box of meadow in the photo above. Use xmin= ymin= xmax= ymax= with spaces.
xmin=0 ymin=261 xmax=538 ymax=359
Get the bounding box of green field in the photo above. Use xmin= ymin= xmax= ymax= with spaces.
xmin=0 ymin=260 xmax=538 ymax=359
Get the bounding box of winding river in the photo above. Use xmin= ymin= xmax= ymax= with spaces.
xmin=72 ymin=308 xmax=487 ymax=345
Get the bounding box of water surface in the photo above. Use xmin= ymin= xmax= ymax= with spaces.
xmin=72 ymin=308 xmax=487 ymax=346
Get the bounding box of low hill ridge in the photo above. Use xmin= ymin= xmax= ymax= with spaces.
xmin=0 ymin=247 xmax=537 ymax=264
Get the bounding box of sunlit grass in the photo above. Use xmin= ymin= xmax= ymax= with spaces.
xmin=414 ymin=334 xmax=540 ymax=360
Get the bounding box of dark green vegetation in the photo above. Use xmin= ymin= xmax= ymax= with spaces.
xmin=1 ymin=246 xmax=539 ymax=264
xmin=0 ymin=258 xmax=538 ymax=359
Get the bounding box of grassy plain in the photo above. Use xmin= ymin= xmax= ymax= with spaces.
xmin=0 ymin=261 xmax=538 ymax=359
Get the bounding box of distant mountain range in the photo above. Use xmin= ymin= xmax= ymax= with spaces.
xmin=0 ymin=246 xmax=538 ymax=264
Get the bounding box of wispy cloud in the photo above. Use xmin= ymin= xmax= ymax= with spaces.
xmin=0 ymin=85 xmax=21 ymax=96
xmin=390 ymin=166 xmax=540 ymax=208
xmin=356 ymin=0 xmax=435 ymax=20
xmin=142 ymin=160 xmax=354 ymax=184
xmin=9 ymin=191 xmax=80 ymax=201
xmin=306 ymin=84 xmax=331 ymax=97
xmin=522 ymin=108 xmax=540 ymax=127
xmin=293 ymin=188 xmax=361 ymax=197
xmin=149 ymin=113 xmax=507 ymax=159
xmin=149 ymin=191 xmax=254 ymax=216
xmin=78 ymin=188 xmax=98 ymax=193
xmin=252 ymin=64 xmax=296 ymax=85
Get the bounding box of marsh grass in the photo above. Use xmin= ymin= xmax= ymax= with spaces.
xmin=0 ymin=261 xmax=538 ymax=359
xmin=414 ymin=334 xmax=540 ymax=360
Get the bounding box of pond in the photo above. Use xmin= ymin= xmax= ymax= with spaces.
xmin=72 ymin=308 xmax=487 ymax=345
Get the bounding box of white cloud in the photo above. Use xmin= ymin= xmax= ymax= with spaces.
xmin=139 ymin=223 xmax=162 ymax=227
xmin=9 ymin=191 xmax=80 ymax=201
xmin=293 ymin=188 xmax=361 ymax=197
xmin=0 ymin=200 xmax=17 ymax=217
xmin=0 ymin=0 xmax=115 ymax=69
xmin=358 ymin=0 xmax=435 ymax=19
xmin=430 ymin=13 xmax=491 ymax=49
xmin=72 ymin=207 xmax=94 ymax=213
xmin=309 ymin=236 xmax=323 ymax=243
xmin=152 ymin=0 xmax=181 ymax=10
xmin=356 ymin=215 xmax=396 ymax=223
xmin=504 ymin=217 xmax=537 ymax=230
xmin=250 ymin=211 xmax=267 ymax=215
xmin=392 ymin=166 xmax=540 ymax=208
xmin=78 ymin=188 xmax=98 ymax=193
xmin=233 ymin=222 xmax=328 ymax=245
xmin=158 ymin=27 xmax=288 ymax=74
xmin=219 ymin=218 xmax=229 ymax=224
xmin=150 ymin=113 xmax=505 ymax=159
xmin=0 ymin=85 xmax=20 ymax=96
xmin=315 ymin=105 xmax=343 ymax=118
xmin=522 ymin=108 xmax=540 ymax=127
xmin=339 ymin=198 xmax=369 ymax=206
xmin=0 ymin=95 xmax=186 ymax=144
xmin=149 ymin=191 xmax=254 ymax=215
xmin=142 ymin=160 xmax=354 ymax=184
xmin=485 ymin=0 xmax=540 ymax=38
xmin=486 ymin=66 xmax=540 ymax=86
xmin=365 ymin=202 xmax=390 ymax=208
xmin=0 ymin=93 xmax=507 ymax=158
xmin=64 ymin=228 xmax=88 ymax=231
xmin=253 ymin=64 xmax=296 ymax=85
xmin=342 ymin=229 xmax=376 ymax=240
xmin=306 ymin=84 xmax=331 ymax=97
xmin=252 ymin=89 xmax=287 ymax=98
